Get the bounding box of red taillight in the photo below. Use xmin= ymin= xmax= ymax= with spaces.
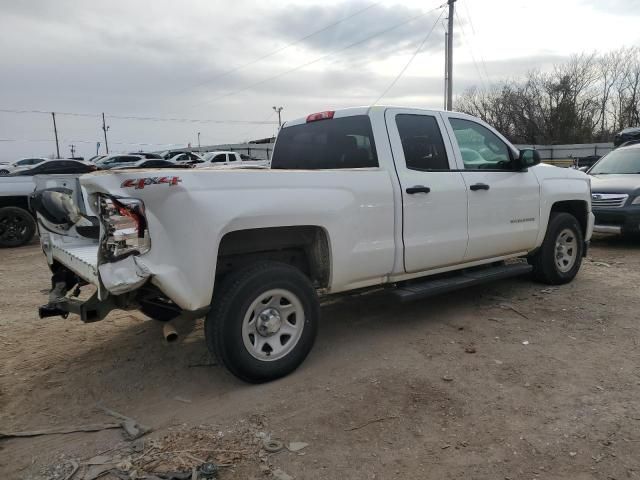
xmin=306 ymin=111 xmax=335 ymax=122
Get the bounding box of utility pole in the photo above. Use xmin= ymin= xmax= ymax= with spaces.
xmin=51 ymin=112 xmax=60 ymax=159
xmin=101 ymin=113 xmax=110 ymax=154
xmin=70 ymin=144 xmax=76 ymax=158
xmin=273 ymin=106 xmax=283 ymax=128
xmin=197 ymin=132 xmax=201 ymax=149
xmin=444 ymin=31 xmax=449 ymax=110
xmin=445 ymin=0 xmax=456 ymax=111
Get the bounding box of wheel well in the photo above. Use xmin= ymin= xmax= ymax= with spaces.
xmin=551 ymin=200 xmax=588 ymax=237
xmin=0 ymin=196 xmax=30 ymax=211
xmin=216 ymin=226 xmax=331 ymax=288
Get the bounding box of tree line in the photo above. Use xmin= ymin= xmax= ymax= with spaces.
xmin=455 ymin=47 xmax=640 ymax=144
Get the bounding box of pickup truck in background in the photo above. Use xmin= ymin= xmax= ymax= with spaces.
xmin=198 ymin=151 xmax=268 ymax=168
xmin=32 ymin=106 xmax=594 ymax=382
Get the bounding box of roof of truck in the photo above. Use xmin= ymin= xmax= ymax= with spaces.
xmin=283 ymin=105 xmax=450 ymax=128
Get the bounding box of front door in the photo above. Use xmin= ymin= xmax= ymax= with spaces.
xmin=385 ymin=108 xmax=469 ymax=273
xmin=442 ymin=114 xmax=541 ymax=261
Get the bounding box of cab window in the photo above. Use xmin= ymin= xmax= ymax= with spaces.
xmin=449 ymin=118 xmax=513 ymax=170
xmin=396 ymin=114 xmax=449 ymax=170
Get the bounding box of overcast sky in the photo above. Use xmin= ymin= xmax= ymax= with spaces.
xmin=0 ymin=0 xmax=639 ymax=161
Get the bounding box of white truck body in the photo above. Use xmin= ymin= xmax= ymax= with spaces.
xmin=33 ymin=106 xmax=594 ymax=381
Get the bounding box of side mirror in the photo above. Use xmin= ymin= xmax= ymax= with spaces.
xmin=516 ymin=148 xmax=541 ymax=170
xmin=578 ymin=166 xmax=589 ymax=172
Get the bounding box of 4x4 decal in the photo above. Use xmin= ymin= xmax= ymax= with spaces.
xmin=121 ymin=176 xmax=182 ymax=190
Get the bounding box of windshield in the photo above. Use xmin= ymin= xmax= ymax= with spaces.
xmin=590 ymin=148 xmax=640 ymax=174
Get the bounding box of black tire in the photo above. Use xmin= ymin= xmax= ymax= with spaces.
xmin=205 ymin=261 xmax=319 ymax=383
xmin=0 ymin=206 xmax=36 ymax=248
xmin=528 ymin=212 xmax=584 ymax=285
xmin=0 ymin=169 xmax=9 ymax=176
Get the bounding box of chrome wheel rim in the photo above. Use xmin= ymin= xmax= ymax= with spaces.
xmin=242 ymin=288 xmax=305 ymax=362
xmin=555 ymin=228 xmax=578 ymax=273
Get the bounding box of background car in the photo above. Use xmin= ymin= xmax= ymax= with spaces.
xmin=169 ymin=152 xmax=205 ymax=165
xmin=588 ymin=143 xmax=640 ymax=238
xmin=128 ymin=152 xmax=164 ymax=159
xmin=95 ymin=154 xmax=148 ymax=170
xmin=0 ymin=157 xmax=48 ymax=175
xmin=614 ymin=127 xmax=640 ymax=147
xmin=115 ymin=159 xmax=191 ymax=169
xmin=9 ymin=159 xmax=96 ymax=176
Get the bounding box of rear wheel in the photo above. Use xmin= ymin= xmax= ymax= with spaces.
xmin=0 ymin=169 xmax=9 ymax=175
xmin=528 ymin=212 xmax=583 ymax=284
xmin=205 ymin=261 xmax=319 ymax=383
xmin=0 ymin=206 xmax=36 ymax=248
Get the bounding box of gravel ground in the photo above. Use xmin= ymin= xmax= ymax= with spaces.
xmin=0 ymin=235 xmax=639 ymax=479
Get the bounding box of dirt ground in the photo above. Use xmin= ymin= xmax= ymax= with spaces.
xmin=1 ymin=236 xmax=639 ymax=480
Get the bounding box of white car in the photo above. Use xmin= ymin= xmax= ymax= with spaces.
xmin=169 ymin=152 xmax=205 ymax=165
xmin=197 ymin=151 xmax=268 ymax=168
xmin=0 ymin=157 xmax=48 ymax=175
xmin=32 ymin=106 xmax=593 ymax=383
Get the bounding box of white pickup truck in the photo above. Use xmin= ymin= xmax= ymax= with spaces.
xmin=32 ymin=106 xmax=594 ymax=382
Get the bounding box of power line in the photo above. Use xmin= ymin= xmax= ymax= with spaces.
xmin=0 ymin=108 xmax=279 ymax=125
xmin=459 ymin=0 xmax=490 ymax=84
xmin=0 ymin=137 xmax=184 ymax=147
xmin=372 ymin=9 xmax=445 ymax=105
xmin=175 ymin=1 xmax=383 ymax=95
xmin=192 ymin=2 xmax=448 ymax=111
xmin=454 ymin=9 xmax=489 ymax=91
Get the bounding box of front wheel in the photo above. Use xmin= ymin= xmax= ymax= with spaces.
xmin=528 ymin=212 xmax=584 ymax=284
xmin=205 ymin=262 xmax=319 ymax=383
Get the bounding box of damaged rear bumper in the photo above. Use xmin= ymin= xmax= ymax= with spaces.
xmin=39 ymin=233 xmax=153 ymax=322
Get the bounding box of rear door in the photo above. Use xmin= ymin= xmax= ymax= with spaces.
xmin=441 ymin=113 xmax=540 ymax=261
xmin=385 ymin=108 xmax=468 ymax=273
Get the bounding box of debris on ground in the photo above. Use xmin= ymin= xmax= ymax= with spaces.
xmin=287 ymin=442 xmax=309 ymax=453
xmin=522 ymin=340 xmax=530 ymax=345
xmin=0 ymin=423 xmax=121 ymax=439
xmin=442 ymin=375 xmax=454 ymax=382
xmin=41 ymin=421 xmax=269 ymax=480
xmin=272 ymin=467 xmax=294 ymax=480
xmin=344 ymin=415 xmax=399 ymax=432
xmin=499 ymin=303 xmax=529 ymax=320
xmin=98 ymin=404 xmax=152 ymax=440
xmin=464 ymin=344 xmax=477 ymax=354
xmin=263 ymin=439 xmax=285 ymax=453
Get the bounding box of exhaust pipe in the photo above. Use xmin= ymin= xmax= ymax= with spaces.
xmin=163 ymin=321 xmax=179 ymax=343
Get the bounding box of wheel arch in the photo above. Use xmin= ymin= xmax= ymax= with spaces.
xmin=550 ymin=200 xmax=589 ymax=239
xmin=215 ymin=225 xmax=332 ymax=290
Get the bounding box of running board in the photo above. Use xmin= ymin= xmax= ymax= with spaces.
xmin=393 ymin=263 xmax=533 ymax=302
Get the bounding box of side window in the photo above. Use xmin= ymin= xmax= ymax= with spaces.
xmin=212 ymin=154 xmax=226 ymax=163
xmin=396 ymin=114 xmax=450 ymax=170
xmin=449 ymin=118 xmax=512 ymax=170
xmin=227 ymin=154 xmax=237 ymax=162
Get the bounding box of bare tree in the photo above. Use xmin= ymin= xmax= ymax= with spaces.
xmin=455 ymin=48 xmax=640 ymax=144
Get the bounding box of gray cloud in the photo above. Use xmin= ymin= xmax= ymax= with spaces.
xmin=261 ymin=2 xmax=446 ymax=60
xmin=0 ymin=0 xmax=629 ymax=161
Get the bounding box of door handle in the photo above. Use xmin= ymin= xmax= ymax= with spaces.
xmin=406 ymin=185 xmax=431 ymax=194
xmin=469 ymin=183 xmax=490 ymax=191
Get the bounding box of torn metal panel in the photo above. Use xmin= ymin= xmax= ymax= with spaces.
xmin=99 ymin=255 xmax=151 ymax=295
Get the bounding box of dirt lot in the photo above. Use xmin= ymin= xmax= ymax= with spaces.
xmin=1 ymin=236 xmax=639 ymax=480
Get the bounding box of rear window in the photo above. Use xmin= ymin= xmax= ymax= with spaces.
xmin=271 ymin=115 xmax=378 ymax=169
